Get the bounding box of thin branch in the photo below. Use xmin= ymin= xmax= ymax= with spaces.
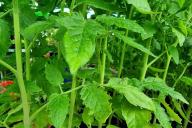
xmin=0 ymin=59 xmax=17 ymax=75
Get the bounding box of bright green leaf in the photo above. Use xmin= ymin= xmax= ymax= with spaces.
xmin=162 ymin=101 xmax=182 ymax=124
xmin=58 ymin=15 xmax=104 ymax=74
xmin=172 ymin=28 xmax=185 ymax=47
xmin=107 ymin=78 xmax=155 ymax=111
xmin=48 ymin=94 xmax=69 ymax=128
xmin=125 ymin=0 xmax=152 ymax=14
xmin=80 ymin=84 xmax=112 ymax=123
xmin=82 ymin=108 xmax=94 ymax=126
xmin=122 ymin=103 xmax=151 ymax=128
xmin=96 ymin=15 xmax=145 ymax=34
xmin=154 ymin=101 xmax=172 ymax=128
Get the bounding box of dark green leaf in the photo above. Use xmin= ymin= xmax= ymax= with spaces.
xmin=45 ymin=64 xmax=63 ymax=86
xmin=0 ymin=19 xmax=10 ymax=59
xmin=168 ymin=46 xmax=179 ymax=64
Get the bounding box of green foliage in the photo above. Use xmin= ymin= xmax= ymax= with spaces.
xmin=57 ymin=15 xmax=104 ymax=75
xmin=154 ymin=101 xmax=172 ymax=128
xmin=122 ymin=102 xmax=151 ymax=128
xmin=143 ymin=77 xmax=188 ymax=104
xmin=80 ymin=84 xmax=112 ymax=123
xmin=107 ymin=78 xmax=155 ymax=111
xmin=48 ymin=94 xmax=69 ymax=128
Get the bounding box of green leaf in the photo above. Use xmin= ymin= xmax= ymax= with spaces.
xmin=0 ymin=19 xmax=10 ymax=59
xmin=58 ymin=15 xmax=104 ymax=75
xmin=168 ymin=46 xmax=179 ymax=64
xmin=143 ymin=77 xmax=188 ymax=104
xmin=82 ymin=108 xmax=94 ymax=126
xmin=22 ymin=21 xmax=52 ymax=41
xmin=172 ymin=28 xmax=185 ymax=47
xmin=141 ymin=21 xmax=156 ymax=40
xmin=45 ymin=64 xmax=63 ymax=86
xmin=154 ymin=101 xmax=172 ymax=128
xmin=48 ymin=94 xmax=69 ymax=128
xmin=122 ymin=103 xmax=151 ymax=128
xmin=80 ymin=84 xmax=112 ymax=123
xmin=178 ymin=0 xmax=185 ymax=8
xmin=114 ymin=31 xmax=156 ymax=57
xmin=181 ymin=76 xmax=192 ymax=86
xmin=96 ymin=15 xmax=145 ymax=34
xmin=125 ymin=0 xmax=152 ymax=14
xmin=161 ymin=101 xmax=182 ymax=124
xmin=107 ymin=78 xmax=155 ymax=111
xmin=75 ymin=0 xmax=121 ymax=12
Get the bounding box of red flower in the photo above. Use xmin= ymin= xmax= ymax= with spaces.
xmin=0 ymin=80 xmax=14 ymax=87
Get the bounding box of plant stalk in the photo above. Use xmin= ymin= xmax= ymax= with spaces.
xmin=140 ymin=38 xmax=152 ymax=80
xmin=68 ymin=74 xmax=77 ymax=128
xmin=0 ymin=59 xmax=17 ymax=75
xmin=24 ymin=40 xmax=31 ymax=81
xmin=13 ymin=0 xmax=30 ymax=127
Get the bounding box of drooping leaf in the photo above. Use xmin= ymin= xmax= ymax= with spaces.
xmin=143 ymin=77 xmax=188 ymax=104
xmin=48 ymin=94 xmax=69 ymax=128
xmin=172 ymin=27 xmax=185 ymax=47
xmin=80 ymin=84 xmax=112 ymax=123
xmin=125 ymin=0 xmax=152 ymax=14
xmin=107 ymin=78 xmax=155 ymax=111
xmin=168 ymin=46 xmax=179 ymax=64
xmin=57 ymin=15 xmax=104 ymax=74
xmin=154 ymin=101 xmax=172 ymax=128
xmin=122 ymin=102 xmax=151 ymax=128
xmin=45 ymin=64 xmax=63 ymax=86
xmin=161 ymin=100 xmax=182 ymax=124
xmin=96 ymin=15 xmax=145 ymax=34
xmin=75 ymin=0 xmax=121 ymax=12
xmin=114 ymin=31 xmax=156 ymax=57
xmin=0 ymin=19 xmax=10 ymax=59
xmin=22 ymin=21 xmax=53 ymax=41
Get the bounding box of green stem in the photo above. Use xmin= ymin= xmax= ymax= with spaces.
xmin=184 ymin=100 xmax=192 ymax=128
xmin=97 ymin=39 xmax=102 ymax=75
xmin=147 ymin=51 xmax=166 ymax=67
xmin=100 ymin=37 xmax=108 ymax=85
xmin=118 ymin=35 xmax=127 ymax=78
xmin=163 ymin=55 xmax=171 ymax=81
xmin=0 ymin=59 xmax=17 ymax=75
xmin=30 ymin=84 xmax=86 ymax=122
xmin=13 ymin=0 xmax=30 ymax=128
xmin=68 ymin=74 xmax=77 ymax=128
xmin=0 ymin=9 xmax=12 ymax=18
xmin=99 ymin=37 xmax=108 ymax=127
xmin=173 ymin=63 xmax=189 ymax=87
xmin=140 ymin=38 xmax=152 ymax=80
xmin=70 ymin=0 xmax=76 ymax=13
xmin=24 ymin=40 xmax=31 ymax=81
